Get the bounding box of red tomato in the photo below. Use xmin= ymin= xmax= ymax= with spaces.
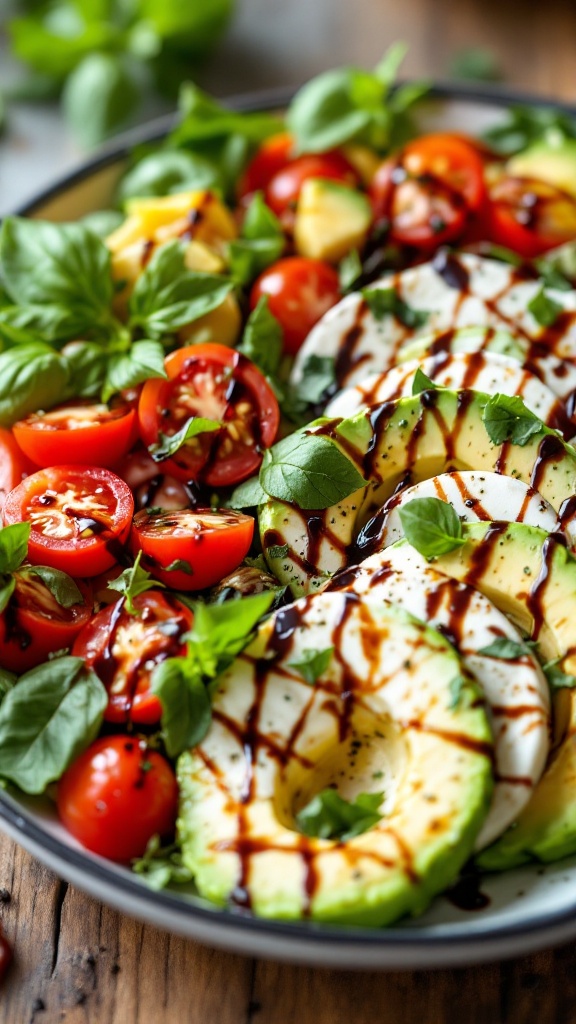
xmin=370 ymin=133 xmax=486 ymax=248
xmin=0 ymin=572 xmax=92 ymax=674
xmin=72 ymin=591 xmax=192 ymax=725
xmin=485 ymin=175 xmax=576 ymax=258
xmin=3 ymin=466 xmax=134 ymax=577
xmin=250 ymin=258 xmax=341 ymax=356
xmin=115 ymin=444 xmax=195 ymax=512
xmin=57 ymin=736 xmax=178 ymax=862
xmin=0 ymin=428 xmax=33 ymax=514
xmin=237 ymin=132 xmax=294 ymax=199
xmin=131 ymin=508 xmax=254 ymax=591
xmin=265 ymin=151 xmax=358 ymax=224
xmin=12 ymin=400 xmax=137 ymax=469
xmin=138 ymin=344 xmax=279 ymax=488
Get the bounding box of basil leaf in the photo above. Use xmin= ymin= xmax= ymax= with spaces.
xmin=62 ymin=341 xmax=108 ymax=399
xmin=228 ymin=475 xmax=269 ymax=509
xmin=483 ymin=105 xmax=576 ymax=157
xmin=149 ymin=416 xmax=221 ymax=462
xmin=102 ymin=339 xmax=167 ymax=402
xmin=294 ymin=355 xmax=337 ymax=407
xmin=339 ymin=249 xmax=363 ymax=293
xmin=0 ymin=657 xmax=107 ymax=794
xmin=543 ymin=657 xmax=576 ymax=690
xmin=0 ymin=577 xmax=16 ymax=617
xmin=62 ymin=52 xmax=139 ymax=148
xmin=0 ymin=523 xmax=30 ymax=575
xmin=448 ymin=674 xmax=467 ymax=710
xmin=20 ymin=566 xmax=83 ymax=609
xmin=527 ymin=286 xmax=563 ymax=327
xmin=482 ymin=393 xmax=545 ymax=446
xmin=186 ymin=592 xmax=276 ymax=678
xmin=533 ymin=258 xmax=572 ymax=292
xmin=0 ymin=670 xmax=16 ymax=705
xmin=165 ymin=559 xmax=193 ymax=575
xmin=260 ymin=433 xmax=366 ymax=510
xmin=0 ymin=218 xmax=114 ymax=335
xmin=362 ymin=287 xmax=429 ymax=329
xmin=132 ymin=834 xmax=192 ymax=891
xmin=296 ymin=788 xmax=384 ymax=840
xmin=478 ymin=637 xmax=537 ymax=660
xmin=118 ymin=150 xmax=222 ymax=205
xmin=151 ymin=657 xmax=211 ymax=758
xmin=0 ymin=302 xmax=87 ymax=345
xmin=238 ymin=297 xmax=283 ymax=378
xmin=398 ymin=497 xmax=466 ymax=559
xmin=534 ymin=242 xmax=576 ymax=289
xmin=229 ymin=193 xmax=284 ymax=287
xmin=267 ymin=544 xmax=289 ymax=560
xmin=412 ymin=368 xmax=440 ymax=395
xmin=107 ymin=551 xmax=163 ymax=615
xmin=129 ymin=240 xmax=233 ymax=337
xmin=289 ymin=646 xmax=334 ymax=685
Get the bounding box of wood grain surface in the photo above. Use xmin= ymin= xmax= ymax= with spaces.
xmin=3 ymin=0 xmax=576 ymax=1020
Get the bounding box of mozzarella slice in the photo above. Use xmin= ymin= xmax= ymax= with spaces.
xmin=324 ymin=352 xmax=569 ymax=433
xmin=326 ymin=562 xmax=551 ymax=849
xmin=291 ymin=253 xmax=576 ymax=400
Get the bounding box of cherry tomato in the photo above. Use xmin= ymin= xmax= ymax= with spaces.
xmin=72 ymin=591 xmax=192 ymax=725
xmin=12 ymin=400 xmax=137 ymax=470
xmin=115 ymin=444 xmax=195 ymax=512
xmin=0 ymin=428 xmax=33 ymax=515
xmin=250 ymin=257 xmax=341 ymax=356
xmin=57 ymin=736 xmax=178 ymax=862
xmin=370 ymin=133 xmax=486 ymax=248
xmin=0 ymin=572 xmax=92 ymax=674
xmin=237 ymin=132 xmax=294 ymax=200
xmin=265 ymin=151 xmax=358 ymax=225
xmin=485 ymin=175 xmax=576 ymax=258
xmin=138 ymin=343 xmax=279 ymax=488
xmin=131 ymin=508 xmax=255 ymax=591
xmin=3 ymin=466 xmax=134 ymax=577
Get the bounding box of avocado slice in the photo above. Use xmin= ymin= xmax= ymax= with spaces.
xmin=259 ymin=387 xmax=576 ymax=595
xmin=177 ymin=593 xmax=493 ymax=925
xmin=379 ymin=521 xmax=576 ymax=869
xmin=506 ymin=139 xmax=576 ymax=199
xmin=294 ymin=178 xmax=372 ymax=263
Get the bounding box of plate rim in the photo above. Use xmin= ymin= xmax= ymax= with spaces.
xmin=4 ymin=79 xmax=576 ymax=967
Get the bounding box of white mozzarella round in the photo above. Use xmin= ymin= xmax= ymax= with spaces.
xmin=326 ymin=561 xmax=551 ymax=849
xmin=324 ymin=351 xmax=569 ymax=433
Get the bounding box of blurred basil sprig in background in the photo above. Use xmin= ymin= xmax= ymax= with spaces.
xmin=2 ymin=0 xmax=234 ymax=147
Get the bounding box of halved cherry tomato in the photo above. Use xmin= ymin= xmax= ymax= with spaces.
xmin=12 ymin=400 xmax=137 ymax=469
xmin=131 ymin=507 xmax=254 ymax=591
xmin=250 ymin=257 xmax=341 ymax=356
xmin=370 ymin=133 xmax=486 ymax=248
xmin=265 ymin=151 xmax=359 ymax=226
xmin=0 ymin=572 xmax=92 ymax=674
xmin=0 ymin=428 xmax=33 ymax=514
xmin=115 ymin=444 xmax=195 ymax=512
xmin=57 ymin=736 xmax=178 ymax=862
xmin=237 ymin=132 xmax=294 ymax=200
xmin=485 ymin=175 xmax=576 ymax=258
xmin=72 ymin=591 xmax=192 ymax=725
xmin=3 ymin=466 xmax=134 ymax=577
xmin=137 ymin=343 xmax=279 ymax=488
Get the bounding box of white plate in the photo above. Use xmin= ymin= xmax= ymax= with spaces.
xmin=4 ymin=84 xmax=576 ymax=969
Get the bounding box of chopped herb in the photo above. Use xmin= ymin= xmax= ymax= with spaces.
xmin=108 ymin=551 xmax=163 ymax=615
xmin=543 ymin=657 xmax=576 ymax=690
xmin=149 ymin=416 xmax=221 ymax=462
xmin=267 ymin=544 xmax=289 ymax=560
xmin=363 ymin=287 xmax=429 ymax=329
xmin=296 ymin=788 xmax=384 ymax=841
xmin=478 ymin=637 xmax=537 ymax=660
xmin=289 ymin=646 xmax=334 ymax=685
xmin=527 ymin=286 xmax=563 ymax=327
xmin=412 ymin=368 xmax=440 ymax=395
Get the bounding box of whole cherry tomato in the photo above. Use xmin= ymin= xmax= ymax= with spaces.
xmin=0 ymin=572 xmax=92 ymax=674
xmin=131 ymin=508 xmax=254 ymax=591
xmin=3 ymin=466 xmax=134 ymax=577
xmin=12 ymin=400 xmax=137 ymax=469
xmin=237 ymin=133 xmax=294 ymax=200
xmin=57 ymin=736 xmax=179 ymax=862
xmin=485 ymin=175 xmax=576 ymax=258
xmin=250 ymin=257 xmax=341 ymax=356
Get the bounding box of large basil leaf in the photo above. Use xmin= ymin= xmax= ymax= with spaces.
xmin=102 ymin=339 xmax=166 ymax=401
xmin=0 ymin=343 xmax=69 ymax=426
xmin=117 ymin=149 xmax=222 ymax=204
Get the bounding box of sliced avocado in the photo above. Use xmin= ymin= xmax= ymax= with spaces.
xmin=259 ymin=387 xmax=576 ymax=595
xmin=397 ymin=326 xmax=529 ymax=366
xmin=294 ymin=178 xmax=372 ymax=263
xmin=177 ymin=594 xmax=493 ymax=925
xmin=506 ymin=139 xmax=576 ymax=199
xmin=380 ymin=521 xmax=576 ymax=870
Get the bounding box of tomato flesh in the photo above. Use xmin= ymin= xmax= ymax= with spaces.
xmin=250 ymin=258 xmax=341 ymax=356
xmin=57 ymin=736 xmax=178 ymax=862
xmin=12 ymin=400 xmax=137 ymax=470
xmin=131 ymin=507 xmax=254 ymax=591
xmin=115 ymin=444 xmax=195 ymax=512
xmin=0 ymin=573 xmax=92 ymax=674
xmin=485 ymin=175 xmax=576 ymax=257
xmin=138 ymin=343 xmax=279 ymax=488
xmin=0 ymin=429 xmax=33 ymax=514
xmin=3 ymin=466 xmax=134 ymax=577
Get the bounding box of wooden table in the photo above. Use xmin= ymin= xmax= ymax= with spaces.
xmin=3 ymin=0 xmax=576 ymax=1019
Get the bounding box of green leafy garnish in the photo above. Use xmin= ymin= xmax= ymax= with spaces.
xmin=398 ymin=497 xmax=466 ymax=560
xmin=238 ymin=297 xmax=283 ymax=380
xmin=339 ymin=250 xmax=363 ymax=293
xmin=482 ymin=394 xmax=545 ymax=447
xmin=483 ymin=105 xmax=576 ymax=156
xmin=543 ymin=657 xmax=576 ymax=690
xmin=0 ymin=522 xmax=82 ymax=615
xmin=289 ymin=647 xmax=335 ymax=685
xmin=259 ymin=433 xmax=367 ymax=510
xmin=118 ymin=150 xmax=222 ymax=205
xmin=527 ymin=286 xmax=563 ymax=327
xmin=362 ymin=287 xmax=429 ymax=329
xmin=229 ymin=193 xmax=284 ymax=287
xmin=267 ymin=544 xmax=289 ymax=560
xmin=296 ymin=788 xmax=384 ymax=840
xmin=412 ymin=368 xmax=440 ymax=395
xmin=533 ymin=259 xmax=572 ymax=292
xmin=447 ymin=674 xmax=482 ymax=710
xmin=293 ymin=355 xmax=337 ymax=407
xmin=165 ymin=559 xmax=194 ymax=575
xmin=149 ymin=416 xmax=221 ymax=462
xmin=478 ymin=637 xmax=537 ymax=660
xmin=107 ymin=551 xmax=163 ymax=616
xmin=132 ymin=834 xmax=193 ymax=891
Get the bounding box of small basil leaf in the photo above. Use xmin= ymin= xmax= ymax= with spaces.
xmin=478 ymin=637 xmax=537 ymax=660
xmin=412 ymin=368 xmax=440 ymax=395
xmin=132 ymin=834 xmax=193 ymax=891
xmin=398 ymin=497 xmax=466 ymax=559
xmin=118 ymin=150 xmax=222 ymax=205
xmin=0 ymin=576 xmax=16 ymax=617
xmin=294 ymin=355 xmax=337 ymax=407
xmin=0 ymin=657 xmax=107 ymax=794
xmin=296 ymin=788 xmax=384 ymax=841
xmin=289 ymin=646 xmax=334 ymax=685
xmin=107 ymin=551 xmax=163 ymax=616
xmin=228 ymin=475 xmax=269 ymax=509
xmin=149 ymin=416 xmax=221 ymax=462
xmin=229 ymin=193 xmax=284 ymax=287
xmin=527 ymin=286 xmax=563 ymax=327
xmin=266 ymin=544 xmax=289 ymax=560
xmin=21 ymin=566 xmax=83 ymax=609
xmin=164 ymin=559 xmax=193 ymax=575
xmin=482 ymin=105 xmax=576 ymax=157
xmin=338 ymin=250 xmax=363 ymax=293
xmin=260 ymin=433 xmax=367 ymax=510
xmin=151 ymin=658 xmax=212 ymax=759
xmin=0 ymin=522 xmax=30 ymax=575
xmin=186 ymin=591 xmax=276 ymax=680
xmin=362 ymin=287 xmax=429 ymax=329
xmin=237 ymin=297 xmax=283 ymax=378
xmin=543 ymin=657 xmax=576 ymax=690
xmin=102 ymin=339 xmax=167 ymax=403
xmin=533 ymin=259 xmax=572 ymax=292
xmin=482 ymin=393 xmax=545 ymax=446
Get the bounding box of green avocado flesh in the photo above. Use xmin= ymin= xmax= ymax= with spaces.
xmin=177 ymin=595 xmax=493 ymax=925
xmin=259 ymin=387 xmax=576 ymax=596
xmin=386 ymin=521 xmax=576 ymax=870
